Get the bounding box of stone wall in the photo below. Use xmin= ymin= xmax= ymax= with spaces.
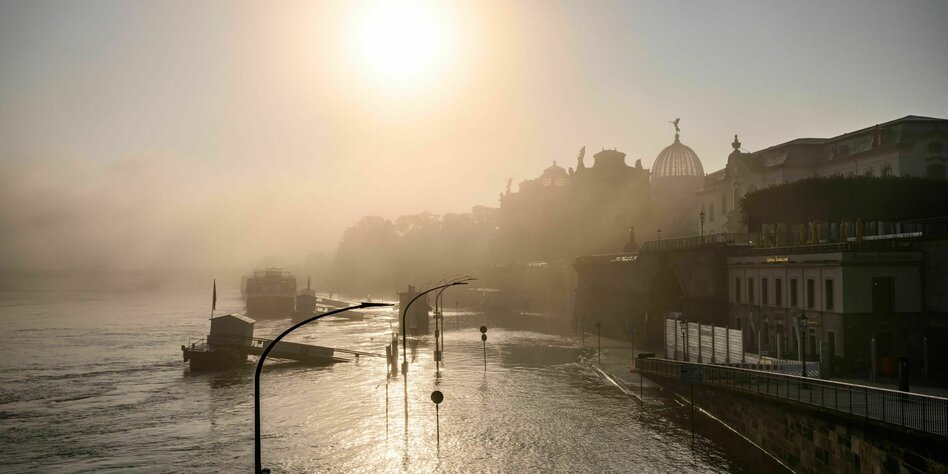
xmin=657 ymin=378 xmax=947 ymax=473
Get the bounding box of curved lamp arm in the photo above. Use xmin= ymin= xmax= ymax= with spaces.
xmin=255 ymin=301 xmax=393 ymax=474
xmin=401 ymin=281 xmax=470 ymax=373
xmin=436 ymin=276 xmax=476 ymax=315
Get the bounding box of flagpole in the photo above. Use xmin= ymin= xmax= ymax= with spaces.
xmin=211 ymin=278 xmax=217 ymax=319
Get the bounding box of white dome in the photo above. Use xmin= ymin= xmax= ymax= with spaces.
xmin=652 ymin=137 xmax=704 ymax=178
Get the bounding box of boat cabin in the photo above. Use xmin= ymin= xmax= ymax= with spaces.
xmin=208 ymin=313 xmax=255 ymax=348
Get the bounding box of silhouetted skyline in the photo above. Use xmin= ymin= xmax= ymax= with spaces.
xmin=2 ymin=0 xmax=946 ymax=275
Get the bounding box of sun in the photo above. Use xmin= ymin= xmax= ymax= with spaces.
xmin=359 ymin=1 xmax=442 ymax=80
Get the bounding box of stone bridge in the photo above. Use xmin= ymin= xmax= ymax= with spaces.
xmin=573 ymin=234 xmax=745 ymax=345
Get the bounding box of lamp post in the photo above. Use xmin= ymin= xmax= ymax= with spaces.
xmin=254 ymin=302 xmax=393 ymax=474
xmin=700 ymin=210 xmax=705 ymax=238
xmin=401 ymin=280 xmax=471 ymax=375
xmin=679 ymin=319 xmax=688 ymax=362
xmin=434 ymin=277 xmax=472 ymax=368
xmin=796 ymin=313 xmax=809 ymax=378
xmin=657 ymin=228 xmax=662 ymax=243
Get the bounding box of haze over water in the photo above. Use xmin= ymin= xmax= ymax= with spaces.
xmin=2 ymin=1 xmax=947 ymax=277
xmin=0 ymin=284 xmax=780 ymax=472
xmin=2 ymin=1 xmax=946 ymax=472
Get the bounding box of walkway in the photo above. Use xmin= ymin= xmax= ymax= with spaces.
xmin=638 ymin=358 xmax=948 ymax=438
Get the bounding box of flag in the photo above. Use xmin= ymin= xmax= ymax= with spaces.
xmin=212 ymin=278 xmax=217 ymax=311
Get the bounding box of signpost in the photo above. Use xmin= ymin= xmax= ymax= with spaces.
xmin=480 ymin=326 xmax=488 ymax=371
xmin=431 ymin=390 xmax=443 ymax=448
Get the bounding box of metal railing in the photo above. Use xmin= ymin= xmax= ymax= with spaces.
xmin=636 ymin=358 xmax=948 ymax=438
xmin=640 ymin=232 xmax=750 ymax=253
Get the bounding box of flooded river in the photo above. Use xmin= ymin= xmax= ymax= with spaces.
xmin=0 ymin=285 xmax=780 ymax=472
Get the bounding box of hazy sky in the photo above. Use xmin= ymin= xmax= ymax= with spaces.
xmin=2 ymin=0 xmax=947 ymax=275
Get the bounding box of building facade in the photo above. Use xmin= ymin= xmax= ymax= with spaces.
xmin=698 ymin=116 xmax=948 ymax=234
xmin=727 ymin=249 xmax=924 ymax=374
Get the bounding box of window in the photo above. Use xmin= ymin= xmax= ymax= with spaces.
xmin=806 ymin=279 xmax=815 ymax=309
xmin=790 ymin=278 xmax=798 ymax=307
xmin=762 ymin=278 xmax=769 ymax=305
xmin=775 ymin=278 xmax=783 ymax=306
xmin=872 ymin=277 xmax=894 ymax=314
xmin=735 ymin=277 xmax=741 ymax=303
xmin=825 ymin=279 xmax=834 ymax=311
xmin=748 ymin=278 xmax=755 ymax=304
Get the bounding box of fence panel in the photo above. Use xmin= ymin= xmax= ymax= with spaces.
xmin=665 ymin=318 xmax=743 ymax=364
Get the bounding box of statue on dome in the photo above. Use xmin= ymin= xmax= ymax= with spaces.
xmin=577 ymin=146 xmax=586 ymax=169
xmin=505 ymin=177 xmax=513 ymax=195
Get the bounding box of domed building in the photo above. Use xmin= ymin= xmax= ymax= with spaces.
xmin=651 ymin=119 xmax=706 ymax=237
xmin=653 ymin=136 xmax=704 ymax=181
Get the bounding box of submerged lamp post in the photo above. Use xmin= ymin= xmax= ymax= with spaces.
xmin=254 ymin=301 xmax=393 ymax=474
xmin=401 ymin=279 xmax=471 ymax=375
xmin=480 ymin=325 xmax=488 ymax=371
xmin=434 ymin=277 xmax=472 ymax=368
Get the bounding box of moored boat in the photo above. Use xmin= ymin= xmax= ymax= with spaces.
xmin=244 ymin=268 xmax=296 ymax=319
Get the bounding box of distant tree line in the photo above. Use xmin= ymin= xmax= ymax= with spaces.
xmin=330 ymin=206 xmax=497 ymax=295
xmin=741 ymin=176 xmax=948 ymax=229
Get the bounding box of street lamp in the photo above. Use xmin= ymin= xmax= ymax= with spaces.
xmin=700 ymin=210 xmax=705 ymax=237
xmin=401 ymin=280 xmax=471 ymax=375
xmin=434 ymin=277 xmax=476 ymax=368
xmin=679 ymin=319 xmax=688 ymax=362
xmin=796 ymin=312 xmax=809 ymax=378
xmin=254 ymin=301 xmax=393 ymax=474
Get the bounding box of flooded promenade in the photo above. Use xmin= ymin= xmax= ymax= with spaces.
xmin=1 ymin=285 xmax=781 ymax=472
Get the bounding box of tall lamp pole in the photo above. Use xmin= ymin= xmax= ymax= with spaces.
xmin=434 ymin=277 xmax=474 ymax=367
xmin=679 ymin=319 xmax=688 ymax=362
xmin=254 ymin=302 xmax=393 ymax=474
xmin=402 ymin=280 xmax=471 ymax=375
xmin=700 ymin=210 xmax=705 ymax=238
